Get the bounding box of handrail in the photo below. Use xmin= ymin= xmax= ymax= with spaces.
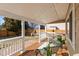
xmin=0 ymin=36 xmax=23 ymax=42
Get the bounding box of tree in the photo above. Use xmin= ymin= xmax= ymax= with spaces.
xmin=3 ymin=17 xmax=21 ymax=36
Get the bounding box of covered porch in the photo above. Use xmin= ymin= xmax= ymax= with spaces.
xmin=0 ymin=3 xmax=74 ymax=56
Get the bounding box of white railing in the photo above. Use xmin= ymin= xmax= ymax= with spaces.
xmin=0 ymin=36 xmax=39 ymax=56
xmin=0 ymin=37 xmax=23 ymax=56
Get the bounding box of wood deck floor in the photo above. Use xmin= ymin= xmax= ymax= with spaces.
xmin=20 ymin=50 xmax=36 ymax=56
xmin=19 ymin=40 xmax=48 ymax=56
xmin=25 ymin=41 xmax=41 ymax=50
xmin=18 ymin=40 xmax=69 ymax=56
xmin=19 ymin=40 xmax=41 ymax=56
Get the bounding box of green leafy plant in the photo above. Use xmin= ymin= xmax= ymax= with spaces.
xmin=57 ymin=35 xmax=65 ymax=45
xmin=43 ymin=43 xmax=53 ymax=56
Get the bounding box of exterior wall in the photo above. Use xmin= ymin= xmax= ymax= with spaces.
xmin=66 ymin=3 xmax=79 ymax=55
xmin=75 ymin=4 xmax=79 ymax=54
xmin=66 ymin=40 xmax=75 ymax=55
xmin=65 ymin=4 xmax=75 ymax=55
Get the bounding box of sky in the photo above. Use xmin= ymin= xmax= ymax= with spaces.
xmin=0 ymin=16 xmax=4 ymax=25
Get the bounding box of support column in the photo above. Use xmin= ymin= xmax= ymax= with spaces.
xmin=72 ymin=3 xmax=76 ymax=51
xmin=39 ymin=25 xmax=40 ymax=43
xmin=21 ymin=21 xmax=25 ymax=53
xmin=45 ymin=24 xmax=47 ymax=42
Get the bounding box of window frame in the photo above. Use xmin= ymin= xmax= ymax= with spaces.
xmin=65 ymin=4 xmax=76 ymax=51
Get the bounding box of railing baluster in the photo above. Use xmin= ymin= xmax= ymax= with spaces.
xmin=18 ymin=39 xmax=20 ymax=50
xmin=3 ymin=43 xmax=5 ymax=56
xmin=1 ymin=43 xmax=3 ymax=56
xmin=9 ymin=41 xmax=11 ymax=55
xmin=14 ymin=39 xmax=17 ymax=53
xmin=5 ymin=42 xmax=7 ymax=55
xmin=13 ymin=40 xmax=15 ymax=54
xmin=17 ymin=39 xmax=19 ymax=51
xmin=16 ymin=40 xmax=18 ymax=51
xmin=0 ymin=44 xmax=1 ymax=55
xmin=17 ymin=40 xmax=19 ymax=51
xmin=20 ymin=39 xmax=23 ymax=50
xmin=4 ymin=42 xmax=6 ymax=56
xmin=15 ymin=40 xmax=17 ymax=52
xmin=11 ymin=41 xmax=13 ymax=55
xmin=5 ymin=40 xmax=8 ymax=55
xmin=11 ymin=41 xmax=12 ymax=55
xmin=20 ymin=39 xmax=21 ymax=51
xmin=0 ymin=43 xmax=2 ymax=56
xmin=8 ymin=41 xmax=11 ymax=55
xmin=14 ymin=40 xmax=16 ymax=52
xmin=18 ymin=40 xmax=20 ymax=51
xmin=7 ymin=41 xmax=10 ymax=55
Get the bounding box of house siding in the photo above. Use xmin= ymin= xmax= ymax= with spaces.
xmin=75 ymin=3 xmax=79 ymax=54
xmin=66 ymin=4 xmax=79 ymax=55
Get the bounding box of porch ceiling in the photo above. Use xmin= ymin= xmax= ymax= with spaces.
xmin=0 ymin=3 xmax=69 ymax=24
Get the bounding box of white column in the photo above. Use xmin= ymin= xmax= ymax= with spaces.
xmin=39 ymin=25 xmax=40 ymax=43
xmin=21 ymin=21 xmax=25 ymax=53
xmin=45 ymin=24 xmax=49 ymax=42
xmin=45 ymin=24 xmax=47 ymax=41
xmin=22 ymin=21 xmax=25 ymax=37
xmin=72 ymin=3 xmax=76 ymax=51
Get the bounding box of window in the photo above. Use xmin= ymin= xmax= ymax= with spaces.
xmin=25 ymin=21 xmax=39 ymax=40
xmin=40 ymin=25 xmax=45 ymax=29
xmin=66 ymin=8 xmax=76 ymax=50
xmin=40 ymin=25 xmax=46 ymax=41
xmin=0 ymin=16 xmax=21 ymax=40
xmin=67 ymin=12 xmax=73 ymax=41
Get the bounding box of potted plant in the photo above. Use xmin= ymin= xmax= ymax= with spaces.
xmin=56 ymin=35 xmax=65 ymax=46
xmin=43 ymin=43 xmax=53 ymax=56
